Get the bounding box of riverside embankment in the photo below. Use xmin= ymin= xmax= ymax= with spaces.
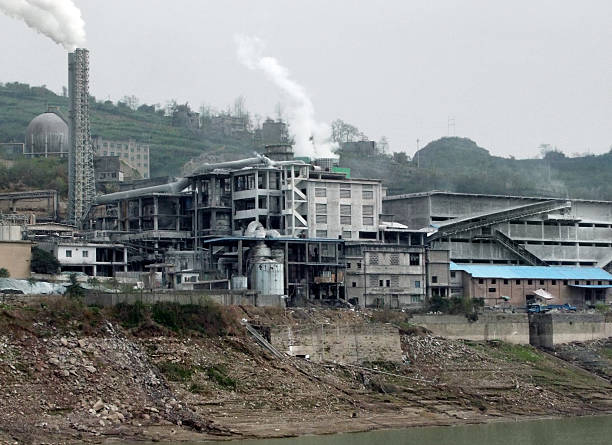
xmin=0 ymin=297 xmax=611 ymax=444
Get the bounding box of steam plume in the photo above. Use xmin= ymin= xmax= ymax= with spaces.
xmin=0 ymin=0 xmax=86 ymax=51
xmin=235 ymin=34 xmax=337 ymax=158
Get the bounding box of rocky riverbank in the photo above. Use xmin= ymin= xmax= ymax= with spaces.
xmin=0 ymin=297 xmax=611 ymax=444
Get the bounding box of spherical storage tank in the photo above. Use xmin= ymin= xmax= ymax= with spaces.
xmin=25 ymin=111 xmax=69 ymax=157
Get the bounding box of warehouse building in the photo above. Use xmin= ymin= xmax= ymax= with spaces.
xmin=450 ymin=263 xmax=612 ymax=308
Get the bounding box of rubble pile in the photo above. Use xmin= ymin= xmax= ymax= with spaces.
xmin=552 ymin=339 xmax=612 ymax=381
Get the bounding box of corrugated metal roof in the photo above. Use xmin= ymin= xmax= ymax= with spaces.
xmin=569 ymin=284 xmax=612 ymax=289
xmin=450 ymin=263 xmax=612 ymax=280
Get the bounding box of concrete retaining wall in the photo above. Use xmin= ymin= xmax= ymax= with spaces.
xmin=85 ymin=290 xmax=284 ymax=308
xmin=410 ymin=314 xmax=530 ymax=344
xmin=270 ymin=323 xmax=402 ymax=364
xmin=529 ymin=313 xmax=608 ymax=348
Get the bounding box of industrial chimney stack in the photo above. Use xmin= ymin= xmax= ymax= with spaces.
xmin=67 ymin=48 xmax=95 ymax=226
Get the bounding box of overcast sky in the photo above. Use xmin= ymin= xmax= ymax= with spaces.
xmin=1 ymin=0 xmax=611 ymax=158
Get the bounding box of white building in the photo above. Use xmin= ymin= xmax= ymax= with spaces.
xmin=55 ymin=242 xmax=128 ymax=277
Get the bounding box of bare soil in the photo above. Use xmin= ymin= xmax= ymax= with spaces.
xmin=0 ymin=298 xmax=611 ymax=444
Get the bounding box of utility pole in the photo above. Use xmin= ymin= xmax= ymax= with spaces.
xmin=416 ymin=138 xmax=420 ymax=168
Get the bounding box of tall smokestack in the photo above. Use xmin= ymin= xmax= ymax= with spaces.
xmin=68 ymin=48 xmax=95 ymax=226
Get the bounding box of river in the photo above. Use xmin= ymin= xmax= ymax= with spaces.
xmin=190 ymin=415 xmax=611 ymax=445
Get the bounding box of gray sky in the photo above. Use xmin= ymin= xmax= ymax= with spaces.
xmin=2 ymin=0 xmax=611 ymax=158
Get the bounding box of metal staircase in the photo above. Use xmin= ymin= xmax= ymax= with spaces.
xmin=492 ymin=230 xmax=548 ymax=266
xmin=243 ymin=322 xmax=285 ymax=359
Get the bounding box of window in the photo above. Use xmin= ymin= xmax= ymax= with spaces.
xmin=347 ymin=262 xmax=351 ymax=269
xmin=432 ymin=276 xmax=438 ymax=283
xmin=362 ymin=190 xmax=373 ymax=199
xmin=516 ymin=280 xmax=521 ymax=285
xmin=539 ymin=280 xmax=545 ymax=285
xmin=491 ymin=279 xmax=497 ymax=284
xmin=411 ymin=295 xmax=422 ymax=303
xmin=362 ymin=205 xmax=374 ymax=216
xmin=379 ymin=280 xmax=383 ymax=287
xmin=82 ymin=251 xmax=88 ymax=258
xmin=551 ymin=280 xmax=556 ymax=285
xmin=450 ymin=271 xmax=456 ymax=278
xmin=598 ymin=281 xmax=602 ymax=285
xmin=65 ymin=249 xmax=72 ymax=258
xmin=386 ymin=280 xmax=390 ymax=287
xmin=352 ymin=282 xmax=357 ymax=287
xmin=340 ymin=204 xmax=351 ymax=215
xmin=316 ymin=214 xmax=327 ymax=224
xmin=415 ymin=280 xmax=421 ymax=288
xmin=409 ymin=253 xmax=420 ymax=266
xmin=362 ymin=216 xmax=374 ymax=225
xmin=575 ymin=280 xmax=579 ymax=285
xmin=563 ymin=280 xmax=568 ymax=285
xmin=316 ymin=203 xmax=327 ymax=214
xmin=478 ymin=278 xmax=484 ymax=284
xmin=342 ymin=230 xmax=352 ymax=239
xmin=357 ymin=262 xmax=362 ymax=269
xmin=528 ymin=280 xmax=533 ymax=285
xmin=316 ymin=229 xmax=327 ymax=237
xmin=586 ymin=280 xmax=591 ymax=285
xmin=488 ymin=288 xmax=496 ymax=293
xmin=340 ymin=188 xmax=351 ymax=198
xmin=341 ymin=215 xmax=351 ymax=225
xmin=315 ymin=187 xmax=326 ymax=197
xmin=503 ymin=279 xmax=509 ymax=285
xmin=390 ymin=254 xmax=400 ymax=265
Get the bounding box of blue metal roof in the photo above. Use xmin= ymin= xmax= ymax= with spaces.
xmin=450 ymin=263 xmax=612 ymax=280
xmin=569 ymin=284 xmax=612 ymax=289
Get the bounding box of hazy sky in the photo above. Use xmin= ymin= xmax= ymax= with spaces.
xmin=1 ymin=0 xmax=611 ymax=158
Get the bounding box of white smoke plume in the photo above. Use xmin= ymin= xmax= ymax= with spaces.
xmin=235 ymin=34 xmax=337 ymax=159
xmin=0 ymin=0 xmax=85 ymax=51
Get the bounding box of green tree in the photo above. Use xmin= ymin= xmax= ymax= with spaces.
xmin=30 ymin=247 xmax=60 ymax=274
xmin=0 ymin=268 xmax=10 ymax=278
xmin=66 ymin=273 xmax=85 ymax=300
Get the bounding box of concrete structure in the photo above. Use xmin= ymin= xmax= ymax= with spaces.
xmin=24 ymin=109 xmax=69 ymax=158
xmin=0 ymin=240 xmax=33 ymax=278
xmin=383 ymin=191 xmax=612 ymax=270
xmin=270 ymin=323 xmax=403 ymax=363
xmin=92 ymin=136 xmax=150 ymax=179
xmin=0 ymin=190 xmax=59 ymax=222
xmin=68 ymin=48 xmax=95 ymax=226
xmin=450 ymin=263 xmax=612 ymax=308
xmin=529 ymin=313 xmax=610 ymax=348
xmin=53 ymin=241 xmax=127 ymax=277
xmin=410 ymin=313 xmax=530 ymax=345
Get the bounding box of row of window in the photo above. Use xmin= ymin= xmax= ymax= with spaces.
xmin=102 ymin=151 xmax=148 ymax=161
xmin=65 ymin=249 xmax=88 ymax=258
xmin=476 ymin=278 xmax=612 ymax=286
xmin=349 ymin=279 xmax=422 ymax=288
xmin=315 ymin=215 xmax=374 ymax=226
xmin=101 ymin=142 xmax=148 ymax=151
xmin=315 ymin=187 xmax=374 ymax=199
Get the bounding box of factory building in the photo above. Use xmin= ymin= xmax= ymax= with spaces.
xmin=383 ymin=191 xmax=612 ymax=271
xmin=450 ymin=263 xmax=612 ymax=308
xmin=92 ymin=136 xmax=150 ymax=179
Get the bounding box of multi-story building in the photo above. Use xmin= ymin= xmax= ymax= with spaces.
xmin=383 ymin=191 xmax=612 ymax=271
xmin=92 ymin=136 xmax=150 ymax=179
xmin=52 ymin=241 xmax=127 ymax=277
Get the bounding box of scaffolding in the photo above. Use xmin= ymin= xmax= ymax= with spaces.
xmin=68 ymin=48 xmax=95 ymax=227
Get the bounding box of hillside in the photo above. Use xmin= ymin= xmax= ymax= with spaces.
xmin=339 ymin=137 xmax=612 ymax=200
xmin=2 ymin=82 xmax=612 ymax=201
xmin=0 ymin=82 xmax=253 ymax=178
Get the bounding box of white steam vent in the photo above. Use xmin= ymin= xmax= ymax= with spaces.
xmin=235 ymin=34 xmax=337 ymax=159
xmin=0 ymin=0 xmax=86 ymax=51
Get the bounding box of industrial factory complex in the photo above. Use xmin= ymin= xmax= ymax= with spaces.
xmin=1 ymin=48 xmax=611 ymax=311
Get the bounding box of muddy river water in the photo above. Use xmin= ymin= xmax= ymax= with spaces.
xmin=203 ymin=415 xmax=612 ymax=445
